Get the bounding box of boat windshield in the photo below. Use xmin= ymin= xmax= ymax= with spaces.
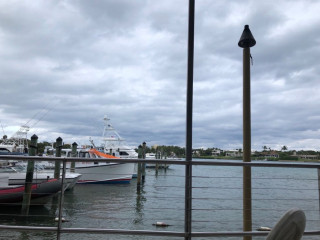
xmin=79 ymin=152 xmax=97 ymax=158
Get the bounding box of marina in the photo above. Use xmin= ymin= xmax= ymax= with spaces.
xmin=0 ymin=1 xmax=319 ymax=239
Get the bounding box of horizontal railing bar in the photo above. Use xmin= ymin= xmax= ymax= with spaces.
xmin=0 ymin=155 xmax=184 ymax=165
xmin=60 ymin=228 xmax=186 ymax=236
xmin=0 ymin=225 xmax=319 ymax=237
xmin=0 ymin=225 xmax=185 ymax=237
xmin=1 ymin=155 xmax=320 ymax=168
xmin=193 ymin=160 xmax=320 ymax=168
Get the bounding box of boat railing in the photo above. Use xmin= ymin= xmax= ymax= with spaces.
xmin=0 ymin=155 xmax=320 ymax=239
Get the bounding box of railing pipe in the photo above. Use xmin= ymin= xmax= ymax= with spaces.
xmin=1 ymin=224 xmax=320 ymax=238
xmin=2 ymin=155 xmax=320 ymax=168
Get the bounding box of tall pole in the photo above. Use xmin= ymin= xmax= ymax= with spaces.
xmin=238 ymin=25 xmax=256 ymax=240
xmin=185 ymin=0 xmax=195 ymax=239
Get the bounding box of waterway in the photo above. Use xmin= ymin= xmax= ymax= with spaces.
xmin=0 ymin=160 xmax=319 ymax=239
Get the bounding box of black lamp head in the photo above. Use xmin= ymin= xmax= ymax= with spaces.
xmin=238 ymin=25 xmax=256 ymax=48
xmin=31 ymin=134 xmax=38 ymax=140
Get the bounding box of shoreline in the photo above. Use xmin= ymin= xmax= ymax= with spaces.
xmin=194 ymin=156 xmax=320 ymax=163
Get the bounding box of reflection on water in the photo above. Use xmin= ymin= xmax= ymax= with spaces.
xmin=134 ymin=185 xmax=146 ymax=224
xmin=0 ymin=204 xmax=58 ymax=240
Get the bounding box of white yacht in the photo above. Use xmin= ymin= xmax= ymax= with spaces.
xmin=95 ymin=116 xmax=138 ymax=177
xmin=97 ymin=116 xmax=138 ymax=159
xmin=44 ymin=148 xmax=134 ymax=184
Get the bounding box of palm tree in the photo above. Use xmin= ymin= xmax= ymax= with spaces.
xmin=281 ymin=145 xmax=288 ymax=151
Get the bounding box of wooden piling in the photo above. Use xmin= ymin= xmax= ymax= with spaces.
xmin=137 ymin=145 xmax=142 ymax=191
xmin=164 ymin=153 xmax=167 ymax=170
xmin=54 ymin=137 xmax=62 ymax=179
xmin=21 ymin=134 xmax=38 ymax=215
xmin=70 ymin=142 xmax=77 ymax=173
xmin=155 ymin=150 xmax=159 ymax=173
xmin=142 ymin=142 xmax=146 ymax=181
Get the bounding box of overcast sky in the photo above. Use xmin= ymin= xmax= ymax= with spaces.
xmin=0 ymin=0 xmax=320 ymax=151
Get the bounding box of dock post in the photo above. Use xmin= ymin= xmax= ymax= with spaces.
xmin=164 ymin=153 xmax=167 ymax=171
xmin=238 ymin=24 xmax=256 ymax=240
xmin=142 ymin=142 xmax=146 ymax=182
xmin=155 ymin=149 xmax=159 ymax=173
xmin=54 ymin=137 xmax=63 ymax=179
xmin=70 ymin=142 xmax=77 ymax=173
xmin=21 ymin=134 xmax=38 ymax=215
xmin=137 ymin=145 xmax=142 ymax=191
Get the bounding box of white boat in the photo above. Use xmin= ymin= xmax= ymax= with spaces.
xmin=0 ymin=126 xmax=29 ymax=168
xmin=4 ymin=163 xmax=81 ymax=191
xmin=146 ymin=153 xmax=156 ymax=159
xmin=0 ymin=173 xmax=61 ymax=205
xmin=46 ymin=148 xmax=135 ymax=184
xmin=97 ymin=116 xmax=138 ymax=159
xmin=0 ymin=125 xmax=29 ymax=154
xmin=94 ymin=116 xmax=138 ymax=177
xmin=145 ymin=153 xmax=170 ymax=169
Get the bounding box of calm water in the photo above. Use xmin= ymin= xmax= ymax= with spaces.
xmin=0 ymin=160 xmax=320 ymax=239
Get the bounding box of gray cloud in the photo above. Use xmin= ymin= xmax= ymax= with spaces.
xmin=0 ymin=0 xmax=320 ymax=151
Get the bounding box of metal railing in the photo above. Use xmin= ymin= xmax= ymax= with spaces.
xmin=1 ymin=155 xmax=320 ymax=239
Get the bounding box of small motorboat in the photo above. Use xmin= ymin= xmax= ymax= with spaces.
xmin=0 ymin=175 xmax=61 ymax=205
xmin=5 ymin=163 xmax=81 ymax=191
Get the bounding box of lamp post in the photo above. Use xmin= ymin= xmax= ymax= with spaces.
xmin=238 ymin=25 xmax=256 ymax=240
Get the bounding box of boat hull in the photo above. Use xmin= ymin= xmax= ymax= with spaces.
xmin=74 ymin=162 xmax=134 ymax=184
xmin=0 ymin=179 xmax=61 ymax=204
xmin=8 ymin=172 xmax=82 ymax=191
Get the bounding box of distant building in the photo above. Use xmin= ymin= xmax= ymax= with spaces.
xmin=292 ymin=150 xmax=319 ymax=160
xmin=298 ymin=155 xmax=318 ymax=160
xmin=225 ymin=150 xmax=243 ymax=157
xmin=212 ymin=149 xmax=223 ymax=156
xmin=260 ymin=151 xmax=279 ymax=158
xmin=192 ymin=149 xmax=201 ymax=157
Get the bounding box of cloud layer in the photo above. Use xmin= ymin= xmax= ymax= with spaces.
xmin=1 ymin=0 xmax=320 ymax=151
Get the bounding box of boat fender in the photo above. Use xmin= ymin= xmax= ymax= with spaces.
xmin=152 ymin=222 xmax=170 ymax=227
xmin=257 ymin=226 xmax=271 ymax=231
xmin=54 ymin=217 xmax=69 ymax=222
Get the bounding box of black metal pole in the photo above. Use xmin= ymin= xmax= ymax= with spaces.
xmin=185 ymin=0 xmax=195 ymax=239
